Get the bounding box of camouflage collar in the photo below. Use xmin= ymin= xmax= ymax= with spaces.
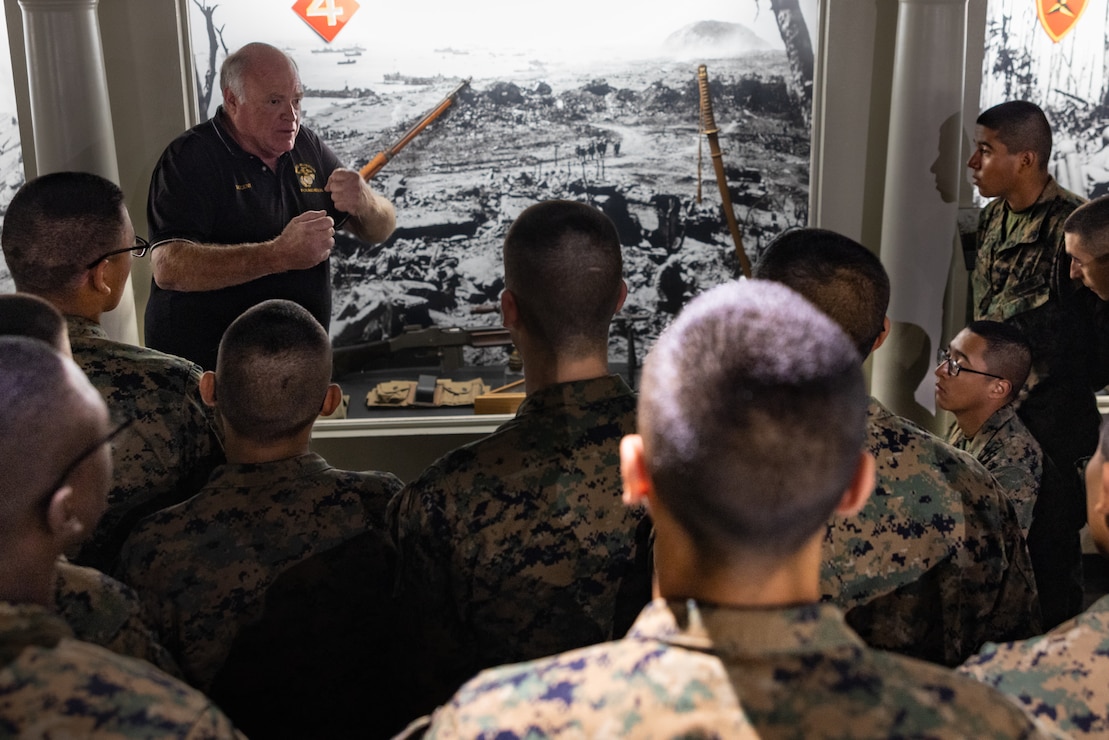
xmin=64 ymin=314 xmax=108 ymax=341
xmin=204 ymin=451 xmax=331 ymax=489
xmin=514 ymin=374 xmax=633 ymax=418
xmin=959 ymin=403 xmax=1020 ymax=453
xmin=627 ymin=598 xmax=863 ymax=657
xmin=0 ymin=602 xmax=73 ymax=668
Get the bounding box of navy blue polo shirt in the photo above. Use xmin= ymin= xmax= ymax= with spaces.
xmin=145 ymin=107 xmax=342 ymax=369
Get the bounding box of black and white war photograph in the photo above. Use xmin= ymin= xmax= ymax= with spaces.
xmin=183 ymin=0 xmax=819 ymax=361
xmin=980 ymin=0 xmax=1109 ymax=202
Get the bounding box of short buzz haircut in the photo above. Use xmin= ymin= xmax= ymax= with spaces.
xmin=753 ymin=228 xmax=889 ymax=358
xmin=639 ymin=280 xmax=867 ymax=560
xmin=976 ymin=101 xmax=1053 ymax=173
xmin=966 ymin=320 xmax=1031 ymax=402
xmin=214 ymin=300 xmax=331 ymax=443
xmin=1064 ymin=195 xmax=1109 ymax=259
xmin=1 ymin=171 xmax=126 ymax=296
xmin=503 ymin=200 xmax=623 ymax=356
xmin=0 ymin=337 xmax=82 ymax=532
xmin=0 ymin=293 xmax=66 ymax=349
xmin=221 ymin=42 xmax=300 ymax=101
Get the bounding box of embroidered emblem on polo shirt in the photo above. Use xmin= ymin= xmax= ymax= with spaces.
xmin=296 ymin=163 xmax=318 ymax=189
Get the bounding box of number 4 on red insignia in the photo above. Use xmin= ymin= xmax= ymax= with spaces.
xmin=292 ymin=0 xmax=360 ymax=43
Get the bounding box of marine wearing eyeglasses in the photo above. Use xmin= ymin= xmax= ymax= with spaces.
xmin=754 ymin=227 xmax=1038 ymax=666
xmin=0 ymin=337 xmax=243 ymax=737
xmin=935 ymin=321 xmax=1041 ymax=536
xmin=0 ymin=171 xmax=224 ymax=572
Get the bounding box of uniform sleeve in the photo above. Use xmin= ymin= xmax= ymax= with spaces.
xmin=54 ymin=562 xmax=183 ymax=679
xmin=962 ymin=468 xmax=1043 ymax=649
xmin=389 ymin=472 xmax=481 ymax=713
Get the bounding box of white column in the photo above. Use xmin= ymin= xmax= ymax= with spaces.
xmin=18 ymin=0 xmax=138 ymax=344
xmin=870 ymin=0 xmax=968 ymax=430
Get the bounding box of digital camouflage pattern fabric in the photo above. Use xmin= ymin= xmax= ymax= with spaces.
xmin=971 ymin=177 xmax=1085 ymax=328
xmin=960 ymin=594 xmax=1109 ymax=737
xmin=947 ymin=403 xmax=1042 ymax=536
xmin=821 ymin=397 xmax=1040 ymax=666
xmin=116 ymin=452 xmax=401 ymax=691
xmin=0 ymin=602 xmax=242 ymax=738
xmin=66 ymin=316 xmax=224 ymax=572
xmin=54 ymin=558 xmax=180 ymax=678
xmin=388 ymin=375 xmax=649 ymax=710
xmin=414 ymin=599 xmax=1054 ymax=740
xmin=209 ymin=527 xmax=412 ymax=739
xmin=972 ymin=177 xmax=1098 ymax=627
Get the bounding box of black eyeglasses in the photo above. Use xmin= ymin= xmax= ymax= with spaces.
xmin=36 ymin=417 xmax=134 ymax=511
xmin=85 ymin=236 xmax=150 ymax=270
xmin=936 ymin=349 xmax=1005 ymax=380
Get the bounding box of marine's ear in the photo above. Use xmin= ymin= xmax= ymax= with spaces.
xmin=614 ymin=279 xmax=628 ymax=314
xmin=199 ymin=371 xmax=217 ymax=407
xmin=320 ymin=383 xmax=343 ymax=416
xmin=45 ymin=484 xmax=85 ymax=546
xmin=620 ymin=434 xmax=652 ymax=510
xmin=834 ymin=450 xmax=875 ymax=517
xmin=86 ymin=260 xmax=114 ymax=302
xmin=501 ymin=289 xmax=520 ymax=330
xmin=988 ymin=378 xmax=1012 ymax=401
xmin=1019 ymin=149 xmax=1037 ymax=172
xmin=870 ymin=317 xmax=891 ymax=353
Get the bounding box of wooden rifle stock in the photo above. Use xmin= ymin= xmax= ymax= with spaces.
xmin=698 ymin=65 xmax=751 ymax=278
xmin=359 ymin=78 xmax=471 ymax=180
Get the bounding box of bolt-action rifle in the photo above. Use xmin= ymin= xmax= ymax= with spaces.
xmin=332 ymin=324 xmax=512 ymax=379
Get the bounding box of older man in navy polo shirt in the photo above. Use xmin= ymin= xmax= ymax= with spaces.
xmin=146 ymin=41 xmax=395 ymax=369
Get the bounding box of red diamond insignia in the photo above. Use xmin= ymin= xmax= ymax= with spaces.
xmin=292 ymin=0 xmax=360 ymax=44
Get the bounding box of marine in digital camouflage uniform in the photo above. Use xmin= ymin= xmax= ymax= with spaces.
xmin=752 ymin=226 xmax=1040 ymax=665
xmin=117 ymin=452 xmax=401 ymax=691
xmin=389 ymin=200 xmax=650 ymax=714
xmin=0 ymin=170 xmax=225 ymax=574
xmin=0 ymin=602 xmax=242 ymax=739
xmin=409 ymin=278 xmax=1058 ymax=740
xmin=54 ymin=557 xmax=180 ymax=678
xmin=414 ymin=599 xmax=1053 ymax=740
xmin=970 ymin=101 xmax=1102 ymax=627
xmin=959 ymin=414 xmax=1109 ymax=737
xmin=68 ymin=315 xmax=224 ymax=573
xmin=210 ymin=523 xmax=410 ymax=739
xmin=0 ymin=337 xmax=243 ymax=738
xmin=389 ymin=375 xmax=645 ymax=708
xmin=959 ymin=594 xmax=1109 ymax=737
xmin=823 ymin=397 xmax=1040 ymax=666
xmin=947 ymin=403 xmax=1042 ymax=535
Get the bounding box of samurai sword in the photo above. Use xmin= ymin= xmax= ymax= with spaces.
xmin=698 ymin=64 xmax=751 ymax=278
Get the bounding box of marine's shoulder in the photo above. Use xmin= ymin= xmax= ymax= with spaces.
xmin=72 ymin=338 xmax=203 ymax=386
xmin=2 ymin=635 xmax=238 ymax=737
